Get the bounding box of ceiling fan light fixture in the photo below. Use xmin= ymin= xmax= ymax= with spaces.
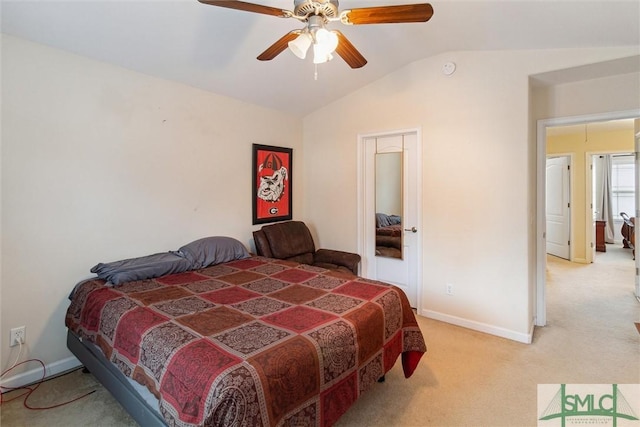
xmin=200 ymin=1 xmax=435 ymax=69
xmin=312 ymin=43 xmax=333 ymax=64
xmin=288 ymin=33 xmax=312 ymax=59
xmin=315 ymin=28 xmax=339 ymax=52
xmin=312 ymin=28 xmax=338 ymax=64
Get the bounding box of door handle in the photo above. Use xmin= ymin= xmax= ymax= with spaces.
xmin=404 ymin=227 xmax=418 ymax=233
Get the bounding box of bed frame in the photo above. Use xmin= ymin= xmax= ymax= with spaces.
xmin=66 ymin=330 xmax=166 ymax=426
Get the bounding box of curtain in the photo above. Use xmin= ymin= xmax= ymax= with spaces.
xmin=600 ymin=155 xmax=615 ymax=243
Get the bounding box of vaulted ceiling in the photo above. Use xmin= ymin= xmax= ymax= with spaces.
xmin=2 ymin=1 xmax=639 ymax=116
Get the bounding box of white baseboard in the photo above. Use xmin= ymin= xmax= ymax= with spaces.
xmin=421 ymin=309 xmax=533 ymax=344
xmin=1 ymin=356 xmax=82 ymax=390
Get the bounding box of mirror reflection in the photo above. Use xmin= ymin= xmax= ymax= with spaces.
xmin=375 ymin=152 xmax=402 ymax=259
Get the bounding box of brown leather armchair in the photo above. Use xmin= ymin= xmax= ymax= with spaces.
xmin=252 ymin=221 xmax=361 ymax=275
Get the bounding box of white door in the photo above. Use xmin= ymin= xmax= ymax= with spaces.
xmin=546 ymin=156 xmax=571 ymax=259
xmin=358 ymin=131 xmax=421 ymax=308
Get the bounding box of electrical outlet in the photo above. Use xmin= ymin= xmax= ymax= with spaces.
xmin=10 ymin=326 xmax=26 ymax=347
xmin=446 ymin=284 xmax=454 ymax=296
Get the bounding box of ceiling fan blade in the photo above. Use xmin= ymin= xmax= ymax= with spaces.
xmin=257 ymin=31 xmax=301 ymax=61
xmin=334 ymin=31 xmax=367 ymax=69
xmin=198 ymin=0 xmax=290 ymax=18
xmin=342 ymin=3 xmax=434 ymax=25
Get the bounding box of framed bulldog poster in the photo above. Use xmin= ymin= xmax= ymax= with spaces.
xmin=252 ymin=144 xmax=293 ymax=224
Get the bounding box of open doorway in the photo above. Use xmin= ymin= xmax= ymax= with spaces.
xmin=536 ymin=111 xmax=640 ymax=326
xmin=547 ymin=121 xmax=636 ymax=263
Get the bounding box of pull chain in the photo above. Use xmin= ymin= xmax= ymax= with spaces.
xmin=314 ymin=64 xmax=318 ymax=81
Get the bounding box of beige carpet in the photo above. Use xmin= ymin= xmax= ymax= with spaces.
xmin=2 ymin=245 xmax=638 ymax=426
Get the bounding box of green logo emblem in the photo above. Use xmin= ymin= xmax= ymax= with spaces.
xmin=539 ymin=384 xmax=639 ymax=427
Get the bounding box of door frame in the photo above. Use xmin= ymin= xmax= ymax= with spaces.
xmin=536 ymin=109 xmax=640 ymax=326
xmin=586 ymin=153 xmax=597 ymax=264
xmin=635 ymin=125 xmax=640 ymax=299
xmin=357 ymin=127 xmax=423 ymax=312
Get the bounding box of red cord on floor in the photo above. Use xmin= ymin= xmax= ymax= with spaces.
xmin=1 ymin=359 xmax=95 ymax=409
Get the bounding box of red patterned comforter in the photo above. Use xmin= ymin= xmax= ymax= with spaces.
xmin=66 ymin=256 xmax=426 ymax=427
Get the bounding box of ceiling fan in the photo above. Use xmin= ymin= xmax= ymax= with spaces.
xmin=197 ymin=0 xmax=434 ymax=68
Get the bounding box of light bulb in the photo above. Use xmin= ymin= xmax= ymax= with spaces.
xmin=315 ymin=29 xmax=338 ymax=54
xmin=313 ymin=44 xmax=333 ymax=64
xmin=288 ymin=33 xmax=311 ymax=59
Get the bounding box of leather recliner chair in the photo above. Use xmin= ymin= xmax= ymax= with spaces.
xmin=252 ymin=221 xmax=361 ymax=275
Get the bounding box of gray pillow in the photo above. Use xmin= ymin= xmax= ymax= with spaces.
xmin=376 ymin=213 xmax=391 ymax=228
xmin=177 ymin=236 xmax=250 ymax=269
xmin=388 ymin=215 xmax=402 ymax=225
xmin=91 ymin=252 xmax=191 ymax=285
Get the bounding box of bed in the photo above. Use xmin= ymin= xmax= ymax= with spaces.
xmin=65 ymin=237 xmax=426 ymax=427
xmin=375 ymin=213 xmax=402 ymax=258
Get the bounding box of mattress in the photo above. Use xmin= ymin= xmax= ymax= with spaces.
xmin=66 ymin=256 xmax=426 ymax=426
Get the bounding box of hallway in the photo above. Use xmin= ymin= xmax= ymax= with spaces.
xmin=545 ymin=243 xmax=638 ymax=344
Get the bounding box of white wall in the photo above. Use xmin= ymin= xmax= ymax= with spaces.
xmin=303 ymin=47 xmax=639 ymax=342
xmin=537 ymin=72 xmax=640 ymax=119
xmin=2 ymin=33 xmax=638 ymax=385
xmin=0 ymin=35 xmax=302 ymax=379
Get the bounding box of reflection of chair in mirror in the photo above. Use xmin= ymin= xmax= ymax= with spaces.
xmin=620 ymin=212 xmax=635 ymax=259
xmin=375 ymin=213 xmax=402 ymax=258
xmin=253 ymin=221 xmax=361 ymax=275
